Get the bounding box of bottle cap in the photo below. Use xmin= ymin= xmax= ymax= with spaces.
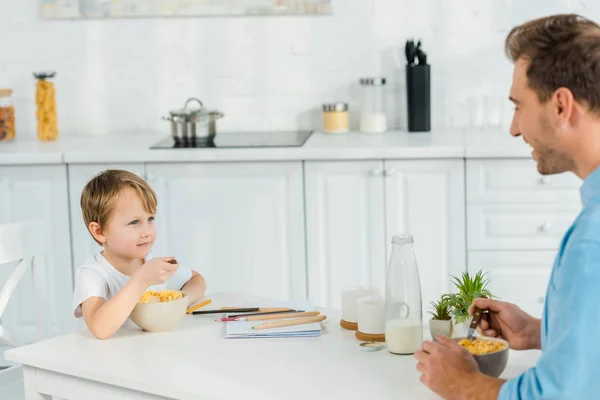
xmin=359 ymin=341 xmax=384 ymax=352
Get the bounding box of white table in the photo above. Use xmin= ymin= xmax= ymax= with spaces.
xmin=5 ymin=292 xmax=540 ymax=400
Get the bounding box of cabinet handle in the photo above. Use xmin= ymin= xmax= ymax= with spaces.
xmin=384 ymin=168 xmax=397 ymax=177
xmin=538 ymin=176 xmax=551 ymax=185
xmin=538 ymin=222 xmax=552 ymax=233
xmin=370 ymin=168 xmax=383 ymax=177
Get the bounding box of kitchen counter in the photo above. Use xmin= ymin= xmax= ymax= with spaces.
xmin=0 ymin=129 xmax=532 ymax=165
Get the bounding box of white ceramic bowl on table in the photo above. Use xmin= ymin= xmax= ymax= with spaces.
xmin=130 ymin=292 xmax=188 ymax=332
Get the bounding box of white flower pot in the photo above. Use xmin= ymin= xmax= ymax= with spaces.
xmin=429 ymin=319 xmax=453 ymax=339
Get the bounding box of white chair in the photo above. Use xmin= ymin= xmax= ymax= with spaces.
xmin=0 ymin=220 xmax=47 ymax=399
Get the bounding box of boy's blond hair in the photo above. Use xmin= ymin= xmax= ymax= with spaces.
xmin=81 ymin=170 xmax=157 ymax=245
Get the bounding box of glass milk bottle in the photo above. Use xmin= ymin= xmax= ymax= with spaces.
xmin=384 ymin=234 xmax=423 ymax=354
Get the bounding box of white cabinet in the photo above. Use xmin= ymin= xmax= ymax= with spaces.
xmin=466 ymin=159 xmax=581 ymax=318
xmin=466 ymin=159 xmax=581 ymax=203
xmin=468 ymin=204 xmax=580 ymax=250
xmin=468 ymin=251 xmax=555 ymax=318
xmin=0 ymin=165 xmax=72 ymax=359
xmin=145 ymin=162 xmax=307 ymax=301
xmin=304 ymin=159 xmax=466 ymax=313
xmin=384 ymin=160 xmax=466 ymax=319
xmin=304 ymin=160 xmax=386 ymax=308
xmin=68 ymin=164 xmax=145 ymax=270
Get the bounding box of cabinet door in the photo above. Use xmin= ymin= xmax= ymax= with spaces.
xmin=68 ymin=164 xmax=146 ymax=270
xmin=304 ymin=160 xmax=386 ymax=308
xmin=384 ymin=159 xmax=466 ymax=322
xmin=467 ymin=203 xmax=580 ymax=251
xmin=468 ymin=251 xmax=555 ymax=318
xmin=0 ymin=165 xmax=72 ymax=364
xmin=146 ymin=162 xmax=306 ymax=301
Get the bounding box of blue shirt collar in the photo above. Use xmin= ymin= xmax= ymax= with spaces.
xmin=580 ymin=166 xmax=600 ymax=206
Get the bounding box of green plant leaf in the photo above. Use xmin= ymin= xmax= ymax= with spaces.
xmin=445 ymin=270 xmax=495 ymax=324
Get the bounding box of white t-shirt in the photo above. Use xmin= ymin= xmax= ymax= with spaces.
xmin=72 ymin=252 xmax=193 ymax=318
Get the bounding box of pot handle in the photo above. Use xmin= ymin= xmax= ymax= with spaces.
xmin=184 ymin=97 xmax=204 ymax=109
xmin=162 ymin=115 xmax=185 ymax=123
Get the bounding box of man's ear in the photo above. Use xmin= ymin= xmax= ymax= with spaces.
xmin=553 ymin=87 xmax=575 ymax=127
xmin=89 ymin=222 xmax=106 ymax=245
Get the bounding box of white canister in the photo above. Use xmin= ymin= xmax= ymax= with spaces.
xmin=359 ymin=77 xmax=387 ymax=133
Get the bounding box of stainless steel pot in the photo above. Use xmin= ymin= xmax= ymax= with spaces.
xmin=162 ymin=98 xmax=224 ymax=143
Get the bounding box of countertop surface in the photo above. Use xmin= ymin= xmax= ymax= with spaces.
xmin=0 ymin=129 xmax=532 ymax=165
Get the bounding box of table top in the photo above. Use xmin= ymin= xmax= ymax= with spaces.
xmin=5 ymin=292 xmax=541 ymax=400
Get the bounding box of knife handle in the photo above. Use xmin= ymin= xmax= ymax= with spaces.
xmin=470 ymin=307 xmax=484 ymax=329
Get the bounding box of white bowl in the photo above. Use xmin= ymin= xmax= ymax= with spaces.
xmin=130 ymin=293 xmax=188 ymax=332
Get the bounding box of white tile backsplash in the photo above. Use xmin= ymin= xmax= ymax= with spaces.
xmin=0 ymin=0 xmax=594 ymax=138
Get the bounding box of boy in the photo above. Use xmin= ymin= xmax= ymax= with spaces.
xmin=72 ymin=169 xmax=206 ymax=339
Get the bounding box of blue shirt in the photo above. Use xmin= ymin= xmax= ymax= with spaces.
xmin=499 ymin=166 xmax=600 ymax=399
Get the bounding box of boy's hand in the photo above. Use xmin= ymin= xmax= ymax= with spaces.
xmin=134 ymin=257 xmax=178 ymax=287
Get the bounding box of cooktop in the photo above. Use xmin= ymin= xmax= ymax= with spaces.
xmin=150 ymin=131 xmax=313 ymax=149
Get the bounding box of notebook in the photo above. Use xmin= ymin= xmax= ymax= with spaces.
xmin=224 ymin=300 xmax=322 ymax=339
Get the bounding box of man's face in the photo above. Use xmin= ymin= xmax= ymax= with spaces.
xmin=509 ymin=58 xmax=575 ymax=175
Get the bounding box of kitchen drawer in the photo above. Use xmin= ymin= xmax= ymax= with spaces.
xmin=468 ymin=251 xmax=554 ymax=319
xmin=467 ymin=204 xmax=580 ymax=250
xmin=467 ymin=159 xmax=581 ymax=203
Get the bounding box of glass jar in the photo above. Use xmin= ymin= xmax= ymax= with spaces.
xmin=359 ymin=77 xmax=387 ymax=133
xmin=322 ymin=102 xmax=349 ymax=133
xmin=384 ymin=234 xmax=423 ymax=355
xmin=0 ymin=89 xmax=15 ymax=141
xmin=34 ymin=72 xmax=59 ymax=142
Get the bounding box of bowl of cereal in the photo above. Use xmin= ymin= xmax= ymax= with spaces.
xmin=130 ymin=290 xmax=188 ymax=332
xmin=455 ymin=337 xmax=509 ymax=378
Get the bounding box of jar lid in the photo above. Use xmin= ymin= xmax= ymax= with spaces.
xmin=359 ymin=341 xmax=384 ymax=352
xmin=322 ymin=102 xmax=348 ymax=112
xmin=359 ymin=77 xmax=386 ymax=86
xmin=33 ymin=71 xmax=56 ymax=80
xmin=0 ymin=89 xmax=13 ymax=97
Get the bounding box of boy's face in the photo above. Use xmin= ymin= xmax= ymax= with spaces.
xmin=102 ymin=187 xmax=157 ymax=260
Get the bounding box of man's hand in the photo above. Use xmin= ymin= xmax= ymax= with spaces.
xmin=133 ymin=257 xmax=178 ymax=287
xmin=415 ymin=335 xmax=479 ymax=399
xmin=469 ymin=298 xmax=541 ymax=350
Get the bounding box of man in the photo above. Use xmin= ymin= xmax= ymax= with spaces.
xmin=415 ymin=14 xmax=600 ymax=399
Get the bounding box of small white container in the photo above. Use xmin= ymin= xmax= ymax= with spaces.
xmin=359 ymin=77 xmax=387 ymax=133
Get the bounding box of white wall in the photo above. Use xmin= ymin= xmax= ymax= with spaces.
xmin=1 ymin=0 xmax=599 ymax=138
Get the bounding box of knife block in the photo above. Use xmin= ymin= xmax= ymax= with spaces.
xmin=406 ymin=64 xmax=431 ymax=132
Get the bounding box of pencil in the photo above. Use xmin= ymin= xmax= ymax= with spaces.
xmin=192 ymin=308 xmax=260 ymax=315
xmin=224 ymin=309 xmax=303 ymax=318
xmin=221 ymin=307 xmax=292 ymax=312
xmin=220 ymin=311 xmax=318 ymax=322
xmin=252 ymin=315 xmax=327 ymax=330
xmin=186 ymin=299 xmax=212 ymax=314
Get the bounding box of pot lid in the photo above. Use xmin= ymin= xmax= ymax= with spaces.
xmin=168 ymin=97 xmax=222 ymax=119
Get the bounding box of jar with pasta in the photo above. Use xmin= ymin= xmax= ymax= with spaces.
xmin=0 ymin=89 xmax=15 ymax=141
xmin=34 ymin=71 xmax=59 ymax=141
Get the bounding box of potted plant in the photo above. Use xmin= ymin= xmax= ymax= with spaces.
xmin=428 ymin=297 xmax=453 ymax=338
xmin=443 ymin=270 xmax=494 ymax=337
